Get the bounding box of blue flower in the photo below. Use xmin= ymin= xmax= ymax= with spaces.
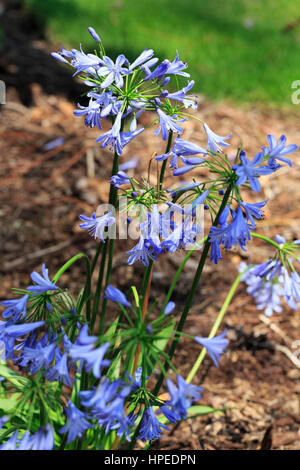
xmin=195 ymin=330 xmax=228 ymax=367
xmin=209 ymin=206 xmax=252 ymax=251
xmin=210 ymin=240 xmax=223 ymax=264
xmin=156 ymin=137 xmax=206 ymax=169
xmin=30 ymin=425 xmax=54 ymax=450
xmin=79 ymin=211 xmax=115 ymax=242
xmin=282 ymin=269 xmax=300 ymax=308
xmin=261 ymin=134 xmax=298 ymax=167
xmin=161 ymin=81 xmax=196 ymax=109
xmin=87 ymin=90 xmax=116 ymax=118
xmin=69 ymin=49 xmax=103 ymax=76
xmin=97 ymin=55 xmax=130 ymax=88
xmin=129 ymin=49 xmax=154 ymax=70
xmin=69 ymin=333 xmax=110 ymax=379
xmin=240 ymin=200 xmax=268 ymax=229
xmin=154 ymin=109 xmax=185 ymax=141
xmin=203 ymin=123 xmax=232 ymax=153
xmin=1 ymin=294 xmax=28 ymax=321
xmin=127 ymin=234 xmax=157 ymax=266
xmin=234 ymin=151 xmax=274 ymax=192
xmin=165 ymin=52 xmax=190 ymax=78
xmin=73 ymin=99 xmax=102 ymax=129
xmin=88 ymin=26 xmax=101 ymax=43
xmin=96 ymin=125 xmax=144 ymax=156
xmin=164 ymin=301 xmax=175 ymax=315
xmin=104 ymin=285 xmax=131 ymax=307
xmin=166 ymin=375 xmax=203 ymax=419
xmin=5 ymin=320 xmax=45 ymax=338
xmin=27 ymin=264 xmax=58 ymax=295
xmin=167 ymin=182 xmax=201 ymax=199
xmin=110 ymin=170 xmax=130 ymax=189
xmin=46 ymin=352 xmax=73 ymax=386
xmin=59 ymin=400 xmax=92 ymax=444
xmin=143 ymin=59 xmax=170 ymax=81
xmin=0 ymin=431 xmax=19 ymax=450
xmin=19 ymin=342 xmax=56 ymax=374
xmin=138 ymin=407 xmax=169 ymax=442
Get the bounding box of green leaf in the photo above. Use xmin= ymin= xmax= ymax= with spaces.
xmin=0 ymin=393 xmax=20 ymax=412
xmin=0 ymin=363 xmax=29 ymax=389
xmin=187 ymin=405 xmax=226 ymax=418
xmin=143 ymin=318 xmax=176 ymax=375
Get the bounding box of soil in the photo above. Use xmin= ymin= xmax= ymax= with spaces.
xmin=0 ymin=0 xmax=299 ymax=450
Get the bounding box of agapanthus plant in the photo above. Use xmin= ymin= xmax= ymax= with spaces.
xmin=0 ymin=29 xmax=298 ymax=451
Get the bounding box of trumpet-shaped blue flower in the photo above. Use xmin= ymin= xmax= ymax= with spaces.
xmin=129 ymin=49 xmax=154 ymax=70
xmin=1 ymin=294 xmax=28 ymax=321
xmin=110 ymin=170 xmax=130 ymax=188
xmin=5 ymin=320 xmax=45 ymax=338
xmin=96 ymin=125 xmax=144 ymax=156
xmin=166 ymin=375 xmax=203 ymax=419
xmin=209 ymin=206 xmax=252 ymax=251
xmin=59 ymin=401 xmax=92 ymax=444
xmin=156 ymin=137 xmax=206 ymax=169
xmin=240 ymin=200 xmax=268 ymax=229
xmin=127 ymin=234 xmax=157 ymax=266
xmin=195 ymin=330 xmax=228 ymax=367
xmin=46 ymin=352 xmax=73 ymax=386
xmin=27 ymin=264 xmax=58 ymax=295
xmin=154 ymin=109 xmax=185 ymax=141
xmin=79 ymin=211 xmax=115 ymax=242
xmin=73 ymin=99 xmax=102 ymax=129
xmin=104 ymin=285 xmax=131 ymax=307
xmin=68 ymin=49 xmax=103 ymax=76
xmin=138 ymin=407 xmax=169 ymax=442
xmin=161 ymin=81 xmax=196 ymax=109
xmin=30 ymin=425 xmax=54 ymax=450
xmin=203 ymin=123 xmax=232 ymax=153
xmin=68 ymin=339 xmax=110 ymax=379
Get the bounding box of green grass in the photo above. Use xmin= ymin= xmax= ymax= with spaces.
xmin=25 ymin=0 xmax=300 ymax=106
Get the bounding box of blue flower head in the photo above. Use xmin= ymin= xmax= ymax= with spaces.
xmin=209 ymin=206 xmax=252 ymax=252
xmin=79 ymin=211 xmax=115 ymax=242
xmin=154 ymin=109 xmax=185 ymax=141
xmin=1 ymin=294 xmax=28 ymax=321
xmin=234 ymin=151 xmax=274 ymax=192
xmin=138 ymin=407 xmax=169 ymax=442
xmin=203 ymin=123 xmax=232 ymax=153
xmin=195 ymin=330 xmax=229 ymax=367
xmin=27 ymin=264 xmax=58 ymax=295
xmin=166 ymin=375 xmax=203 ymax=419
xmin=59 ymin=400 xmax=92 ymax=444
xmin=97 ymin=55 xmax=130 ymax=89
xmin=261 ymin=134 xmax=298 ymax=167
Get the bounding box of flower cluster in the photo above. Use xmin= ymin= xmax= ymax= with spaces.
xmin=240 ymin=236 xmax=300 ymax=316
xmin=52 ymin=28 xmax=199 ymax=156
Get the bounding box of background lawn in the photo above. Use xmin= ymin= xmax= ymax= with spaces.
xmin=24 ymin=0 xmax=300 ymax=106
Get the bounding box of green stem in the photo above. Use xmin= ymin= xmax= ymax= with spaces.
xmin=159 ymin=131 xmax=173 ymax=190
xmin=161 ymin=237 xmax=207 ymax=313
xmin=52 ymin=253 xmax=91 ymax=323
xmin=92 ymin=149 xmax=119 ymax=334
xmin=186 ymin=267 xmax=250 ymax=383
xmin=251 ymin=232 xmax=281 ymax=250
xmin=153 ymin=183 xmax=233 ymax=396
